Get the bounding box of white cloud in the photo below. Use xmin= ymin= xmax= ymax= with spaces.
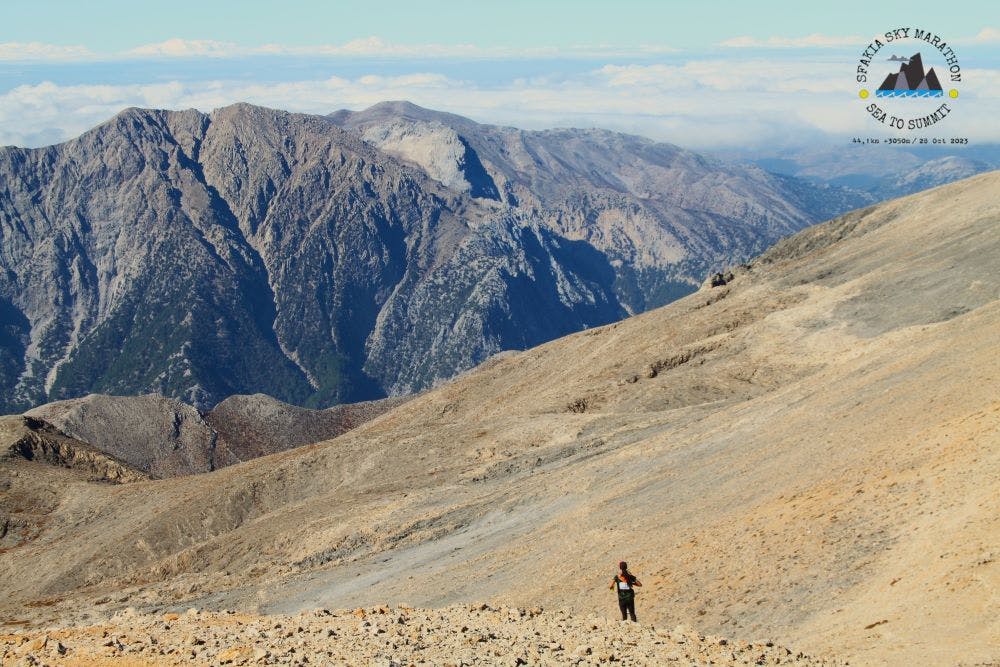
xmin=966 ymin=27 xmax=1000 ymax=44
xmin=0 ymin=42 xmax=96 ymax=61
xmin=719 ymin=34 xmax=863 ymax=48
xmin=963 ymin=68 xmax=1000 ymax=95
xmin=125 ymin=39 xmax=243 ymax=58
xmin=263 ymin=37 xmax=485 ymax=58
xmin=122 ymin=37 xmax=482 ymax=59
xmin=125 ymin=37 xmax=677 ymax=60
xmin=1 ymin=58 xmax=997 ymax=151
xmin=0 ymin=36 xmax=678 ymax=62
xmin=596 ymin=61 xmax=855 ymax=94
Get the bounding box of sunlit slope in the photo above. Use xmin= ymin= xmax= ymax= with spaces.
xmin=1 ymin=172 xmax=997 ymax=665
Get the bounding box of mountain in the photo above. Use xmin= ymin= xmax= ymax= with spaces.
xmin=24 ymin=394 xmax=222 ymax=478
xmin=204 ymin=392 xmax=411 ymax=463
xmin=0 ymin=104 xmax=627 ymax=412
xmin=0 ymin=414 xmax=145 ymax=486
xmin=886 ymin=154 xmax=986 ymax=194
xmin=1 ymin=172 xmax=996 ymax=665
xmin=331 ymin=101 xmax=869 ymax=312
xmin=924 ymin=66 xmax=942 ymax=90
xmin=732 ymin=143 xmax=1000 ymax=199
xmin=0 ymin=103 xmax=866 ymax=413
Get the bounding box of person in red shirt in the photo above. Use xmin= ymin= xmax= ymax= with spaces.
xmin=610 ymin=561 xmax=642 ymax=621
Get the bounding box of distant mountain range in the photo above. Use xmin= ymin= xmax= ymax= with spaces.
xmin=723 ymin=143 xmax=1000 ymax=198
xmin=0 ymin=102 xmax=924 ymax=412
xmin=328 ymin=102 xmax=873 ymax=303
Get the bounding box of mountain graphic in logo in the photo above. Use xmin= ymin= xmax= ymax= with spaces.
xmin=877 ymin=52 xmax=943 ymax=97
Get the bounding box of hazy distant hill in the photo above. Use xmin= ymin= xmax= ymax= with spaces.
xmin=732 ymin=143 xmax=1000 ymax=198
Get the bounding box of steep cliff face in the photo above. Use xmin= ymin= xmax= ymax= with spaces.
xmin=0 ymin=104 xmax=627 ymax=412
xmin=0 ymin=107 xmax=313 ymax=411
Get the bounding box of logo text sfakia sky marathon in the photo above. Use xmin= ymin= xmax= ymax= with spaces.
xmin=857 ymin=28 xmax=961 ymax=130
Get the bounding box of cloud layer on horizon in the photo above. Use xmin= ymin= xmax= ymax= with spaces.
xmin=1 ymin=27 xmax=996 ymax=63
xmin=718 ymin=34 xmax=864 ymax=48
xmin=0 ymin=37 xmax=681 ymax=62
xmin=2 ymin=56 xmax=998 ymax=151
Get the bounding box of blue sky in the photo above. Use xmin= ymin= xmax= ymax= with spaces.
xmin=3 ymin=0 xmax=993 ymax=52
xmin=1 ymin=1 xmax=998 ymax=149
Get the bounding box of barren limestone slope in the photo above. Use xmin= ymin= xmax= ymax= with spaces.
xmin=1 ymin=172 xmax=998 ymax=666
xmin=332 ymin=100 xmax=869 ymax=313
xmin=19 ymin=392 xmax=411 ymax=478
xmin=204 ymin=393 xmax=413 ymax=463
xmin=0 ymin=415 xmax=146 ymax=556
xmin=24 ymin=394 xmax=221 ymax=478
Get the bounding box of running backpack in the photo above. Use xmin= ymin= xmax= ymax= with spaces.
xmin=615 ymin=573 xmax=635 ymax=599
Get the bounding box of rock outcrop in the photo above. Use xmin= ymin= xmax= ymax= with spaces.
xmin=0 ymin=415 xmax=144 ymax=484
xmin=25 ymin=394 xmax=219 ymax=478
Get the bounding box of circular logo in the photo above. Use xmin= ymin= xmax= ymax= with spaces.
xmin=856 ymin=28 xmax=961 ymax=130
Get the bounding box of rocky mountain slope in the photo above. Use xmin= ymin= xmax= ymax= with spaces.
xmin=21 ymin=391 xmax=408 ymax=478
xmin=1 ymin=173 xmax=996 ymax=665
xmin=0 ymin=104 xmax=626 ymax=413
xmin=206 ymin=392 xmax=412 ymax=464
xmin=1 ymin=102 xmax=864 ymax=414
xmin=24 ymin=394 xmax=223 ymax=479
xmin=0 ymin=415 xmax=144 ymax=485
xmin=332 ymin=101 xmax=868 ymax=313
xmin=0 ymin=415 xmax=145 ymax=555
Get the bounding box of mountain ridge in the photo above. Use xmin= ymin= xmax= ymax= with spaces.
xmin=22 ymin=390 xmax=413 ymax=478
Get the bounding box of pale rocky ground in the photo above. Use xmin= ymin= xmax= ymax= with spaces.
xmin=1 ymin=173 xmax=998 ymax=666
xmin=1 ymin=604 xmax=839 ymax=666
